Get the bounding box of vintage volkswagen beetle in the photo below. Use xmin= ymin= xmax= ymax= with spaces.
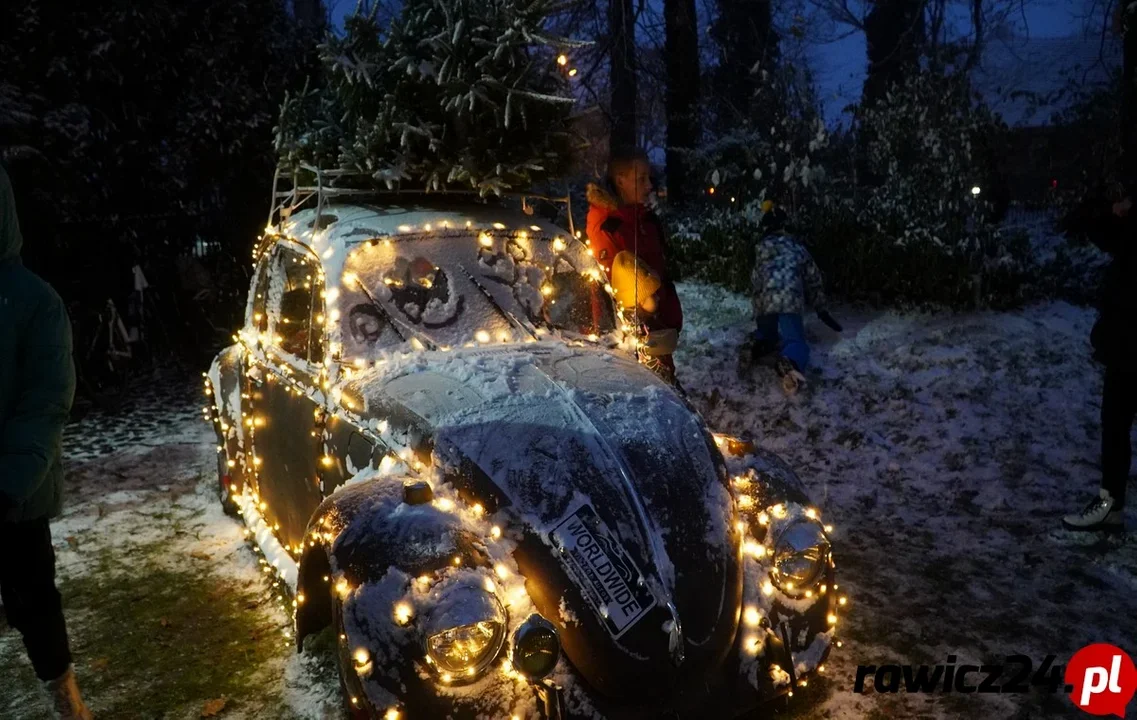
xmin=203 ymin=190 xmax=840 ymax=719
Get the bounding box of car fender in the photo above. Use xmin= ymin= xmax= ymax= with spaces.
xmin=206 ymin=344 xmax=250 ymax=488
xmin=718 ymin=438 xmax=811 ymax=508
xmin=295 ymin=474 xmax=491 ymax=648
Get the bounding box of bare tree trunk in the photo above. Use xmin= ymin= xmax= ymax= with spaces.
xmin=862 ymin=0 xmax=925 ymax=107
xmin=710 ymin=0 xmax=776 ymax=129
xmin=293 ymin=0 xmax=325 ymax=30
xmin=963 ymin=0 xmax=983 ymax=71
xmin=858 ymin=0 xmax=925 ymax=186
xmin=609 ymin=0 xmax=638 ymax=156
xmin=1122 ymin=2 xmax=1136 ymax=190
xmin=664 ymin=0 xmax=700 ymax=206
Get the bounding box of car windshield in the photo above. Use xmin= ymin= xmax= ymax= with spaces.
xmin=339 ymin=229 xmax=617 ymax=360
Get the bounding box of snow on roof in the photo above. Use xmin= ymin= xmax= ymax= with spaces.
xmin=276 ymin=201 xmax=580 ymax=318
xmin=972 ymin=29 xmax=1121 ymax=127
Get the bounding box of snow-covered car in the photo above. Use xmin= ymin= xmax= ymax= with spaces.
xmin=203 ymin=192 xmax=840 ymax=719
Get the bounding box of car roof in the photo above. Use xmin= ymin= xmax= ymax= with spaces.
xmin=275 ymin=201 xmax=578 ymax=275
xmin=262 ymin=201 xmax=606 ymax=360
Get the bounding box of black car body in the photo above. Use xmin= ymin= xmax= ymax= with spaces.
xmin=204 ymin=199 xmax=840 ymax=719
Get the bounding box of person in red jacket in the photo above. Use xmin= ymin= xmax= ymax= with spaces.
xmin=586 ymin=148 xmax=683 ymax=383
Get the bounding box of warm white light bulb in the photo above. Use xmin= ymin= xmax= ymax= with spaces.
xmin=743 ymin=606 xmax=761 ymax=627
xmin=394 ymin=602 xmax=413 ymax=625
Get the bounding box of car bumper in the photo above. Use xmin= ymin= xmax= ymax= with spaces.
xmin=351 ymin=580 xmax=835 ymax=720
xmin=347 ymin=555 xmax=837 ymax=720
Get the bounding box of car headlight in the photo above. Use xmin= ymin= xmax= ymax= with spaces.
xmin=771 ymin=520 xmax=830 ymax=592
xmin=423 ymin=584 xmax=507 ymax=680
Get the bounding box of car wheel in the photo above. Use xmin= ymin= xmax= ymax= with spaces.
xmin=331 ymin=592 xmax=371 ymax=719
xmin=216 ymin=452 xmax=240 ymax=518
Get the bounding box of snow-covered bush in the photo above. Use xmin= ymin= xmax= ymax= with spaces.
xmin=753 ymin=69 xmax=1033 ymax=309
xmin=276 ymin=0 xmax=580 ymax=195
xmin=666 ymin=210 xmax=764 ymax=293
xmin=801 ymin=201 xmax=1034 ymax=309
xmin=668 ymin=201 xmax=1034 ymax=310
xmin=858 ymin=70 xmax=1007 ymax=251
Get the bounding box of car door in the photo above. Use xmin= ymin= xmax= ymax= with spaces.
xmin=220 ymin=255 xmax=271 ymax=503
xmin=250 ymin=242 xmax=327 ymax=554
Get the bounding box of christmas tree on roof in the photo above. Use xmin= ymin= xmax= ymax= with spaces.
xmin=275 ymin=0 xmax=581 ymax=196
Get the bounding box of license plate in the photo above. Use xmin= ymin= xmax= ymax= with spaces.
xmin=550 ymin=503 xmax=656 ymax=638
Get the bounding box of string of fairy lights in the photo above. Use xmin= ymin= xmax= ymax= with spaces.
xmin=712 ymin=433 xmax=850 ymax=694
xmin=198 ymin=200 xmax=850 ymax=713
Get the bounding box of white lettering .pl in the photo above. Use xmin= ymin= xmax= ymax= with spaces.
xmin=1080 ymin=655 xmax=1124 ymax=707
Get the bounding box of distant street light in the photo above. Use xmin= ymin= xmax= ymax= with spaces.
xmin=971 ymin=186 xmax=982 ymax=196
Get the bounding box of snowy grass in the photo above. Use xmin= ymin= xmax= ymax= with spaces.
xmin=0 ymin=400 xmax=343 ymax=720
xmin=2 ymin=290 xmax=1135 ymax=718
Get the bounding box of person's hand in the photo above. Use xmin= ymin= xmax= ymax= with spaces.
xmin=1113 ymin=197 xmax=1132 ymax=218
xmin=640 ymin=293 xmax=658 ymax=314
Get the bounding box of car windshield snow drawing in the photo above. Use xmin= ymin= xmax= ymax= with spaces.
xmin=203 ymin=168 xmax=841 ymax=719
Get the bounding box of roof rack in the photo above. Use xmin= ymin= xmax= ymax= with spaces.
xmin=267 ymin=163 xmax=577 ymax=237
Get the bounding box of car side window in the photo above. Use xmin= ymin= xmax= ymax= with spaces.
xmin=308 ymin=269 xmax=325 ymax=366
xmin=267 ymin=245 xmax=319 ymax=362
xmin=249 ymin=258 xmax=270 ymax=334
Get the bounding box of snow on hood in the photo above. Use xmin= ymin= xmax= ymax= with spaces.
xmin=349 ymin=343 xmax=738 ymax=646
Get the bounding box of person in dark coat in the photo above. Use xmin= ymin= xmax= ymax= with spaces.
xmin=0 ymin=165 xmax=92 ymax=718
xmin=586 ymin=148 xmax=683 ymax=385
xmin=1062 ymin=190 xmax=1135 ymax=532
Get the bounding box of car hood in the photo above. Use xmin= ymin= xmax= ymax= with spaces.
xmin=349 ymin=344 xmax=742 ymax=700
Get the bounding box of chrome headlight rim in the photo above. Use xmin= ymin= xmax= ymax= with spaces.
xmin=509 ymin=613 xmax=561 ymax=681
xmin=422 ymin=584 xmax=508 ymax=684
xmin=770 ymin=519 xmax=831 ymax=595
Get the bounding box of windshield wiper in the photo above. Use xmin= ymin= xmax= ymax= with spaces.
xmin=354 ymin=282 xmax=440 ymax=351
xmin=457 ymin=263 xmax=541 ymax=341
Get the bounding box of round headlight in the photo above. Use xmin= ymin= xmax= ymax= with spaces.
xmin=510 ymin=614 xmax=561 ymax=680
xmin=423 ymin=584 xmax=507 ymax=680
xmin=771 ymin=520 xmax=830 ymax=592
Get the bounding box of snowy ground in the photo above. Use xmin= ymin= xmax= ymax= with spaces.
xmin=678 ymin=283 xmax=1137 ymax=720
xmin=2 ymin=285 xmax=1135 ymax=719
